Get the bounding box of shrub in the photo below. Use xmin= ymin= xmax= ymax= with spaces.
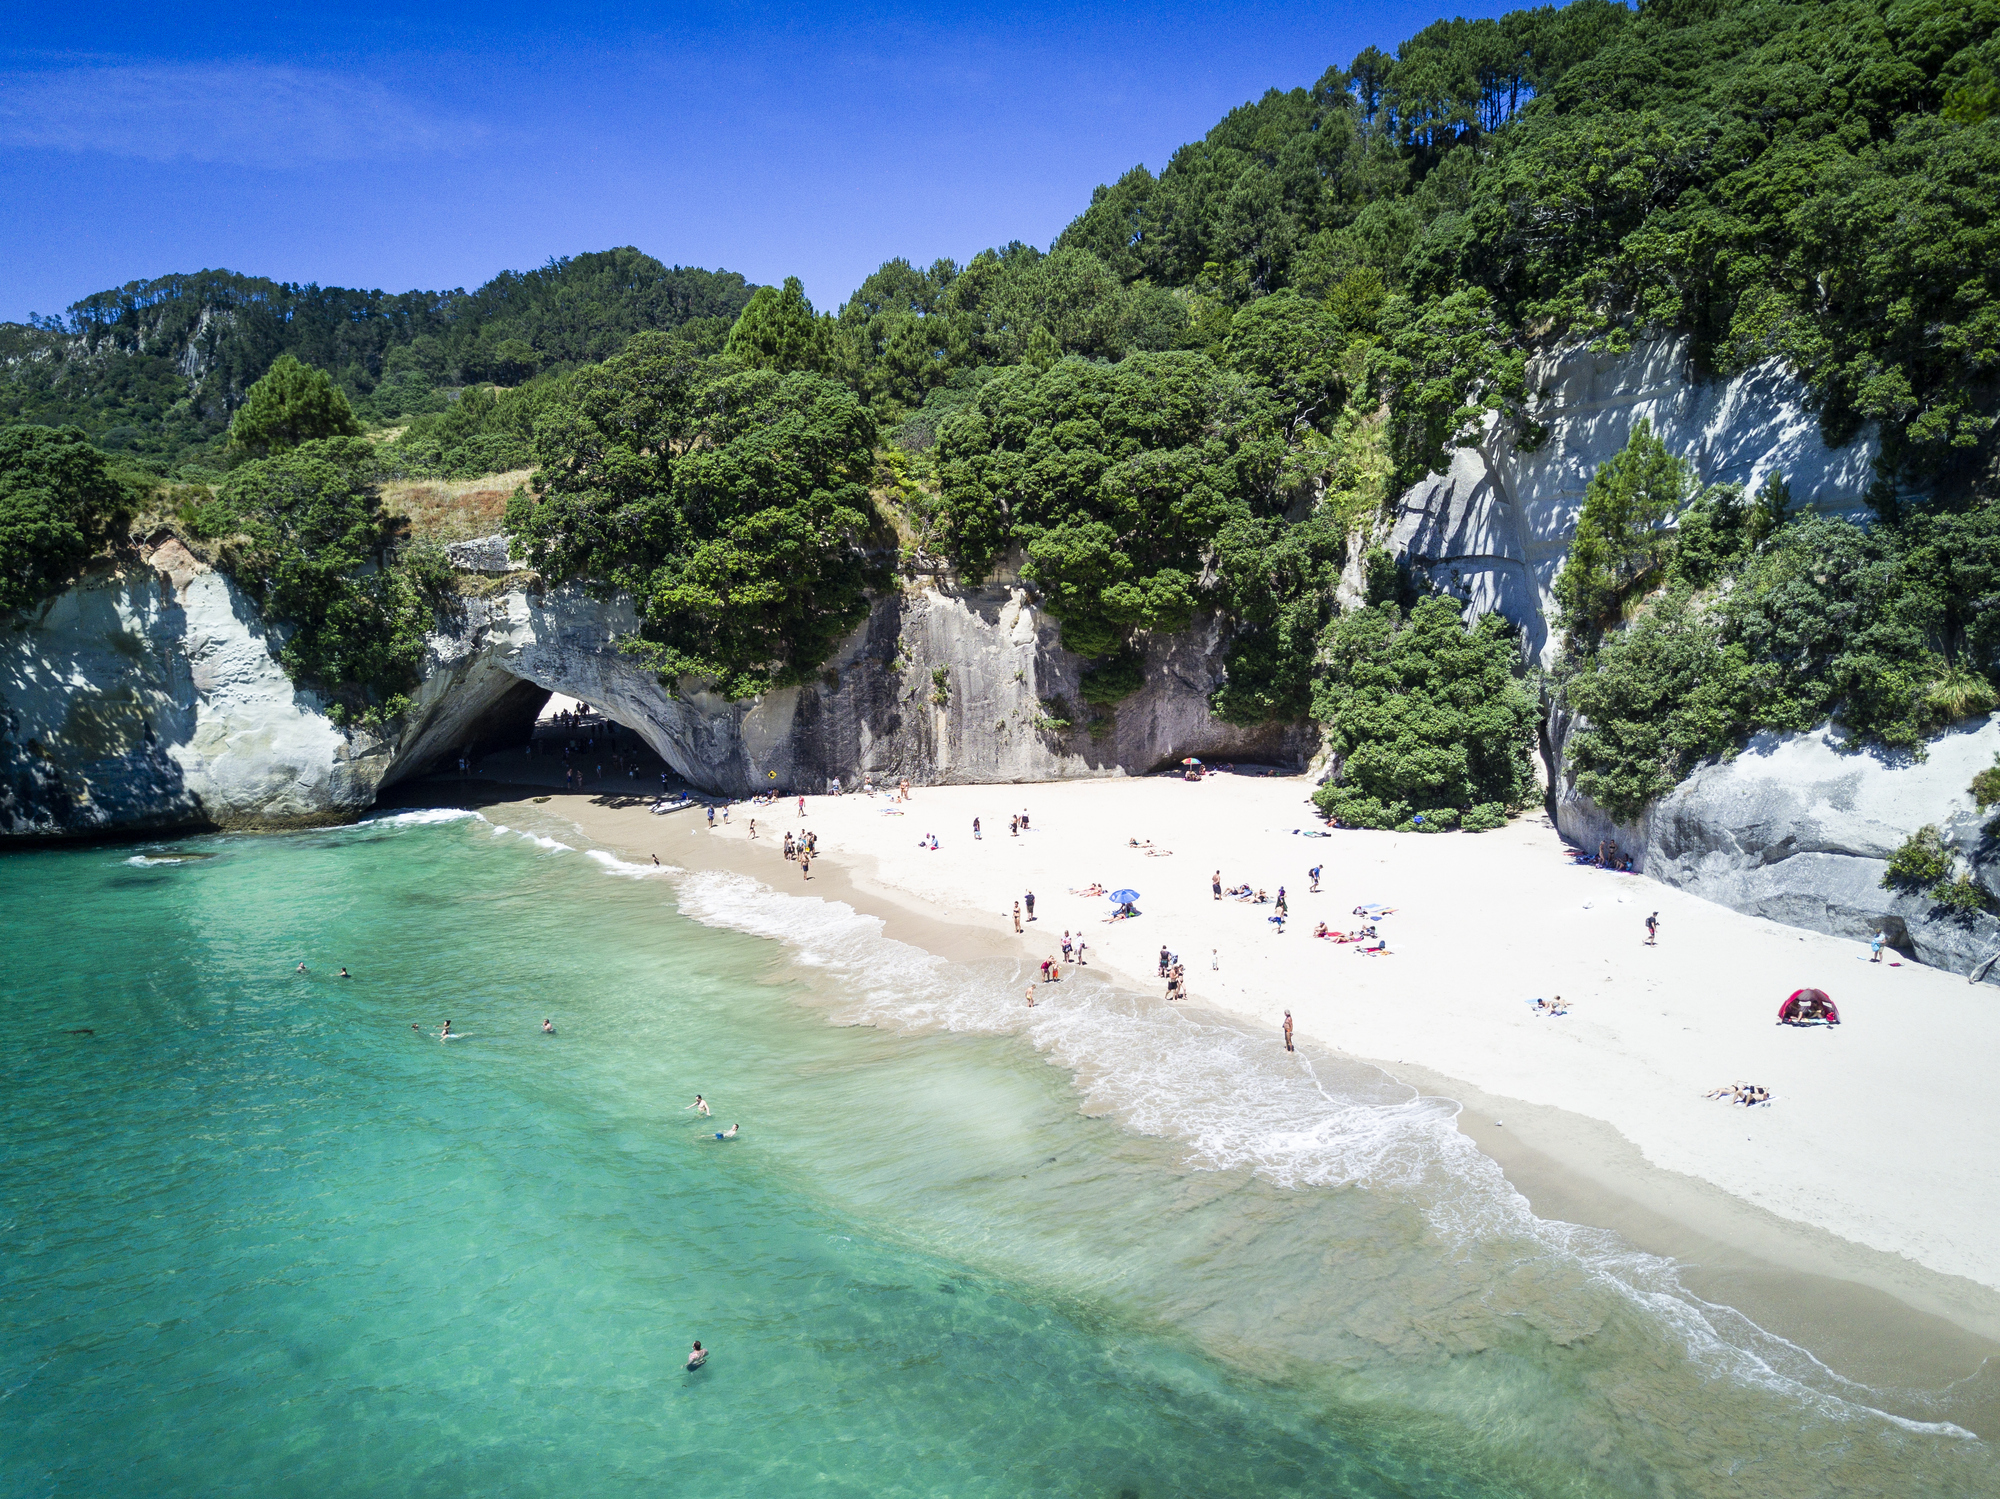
xmin=1879 ymin=825 xmax=1983 ymax=911
xmin=1552 ymin=419 xmax=1687 ymax=641
xmin=1311 ymin=595 xmax=1536 ymax=828
xmin=930 ymin=666 xmax=950 ymax=706
xmin=1971 ymin=758 xmax=2000 ymax=811
xmin=1079 ymin=649 xmax=1145 ymax=707
xmin=0 ymin=425 xmax=137 ymax=611
xmin=216 ymin=438 xmax=446 ymax=725
xmin=1461 ymin=801 xmax=1508 ymax=832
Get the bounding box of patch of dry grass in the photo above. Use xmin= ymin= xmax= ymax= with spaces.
xmin=379 ymin=469 xmax=532 ymax=544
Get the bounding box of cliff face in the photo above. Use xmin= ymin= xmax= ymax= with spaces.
xmin=1386 ymin=335 xmax=1881 ymax=665
xmin=1543 ymin=713 xmax=2000 ymax=977
xmin=0 ymin=538 xmax=1303 ymax=840
xmin=1378 ymin=335 xmax=2000 ymax=979
xmin=0 ymin=539 xmax=398 ymax=837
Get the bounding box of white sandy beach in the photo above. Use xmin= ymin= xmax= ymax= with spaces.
xmin=664 ymin=774 xmax=2000 ymax=1309
xmin=430 ymin=759 xmax=2000 ymax=1389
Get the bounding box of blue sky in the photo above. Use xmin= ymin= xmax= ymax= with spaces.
xmin=0 ymin=1 xmax=1508 ymax=323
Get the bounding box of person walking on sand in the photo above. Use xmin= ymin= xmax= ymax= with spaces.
xmin=1309 ymin=865 xmax=1321 ymax=893
xmin=798 ymin=796 xmax=806 ymax=818
xmin=1074 ymin=938 xmax=1089 ymax=965
xmin=1282 ymin=1011 xmax=1294 ymax=1052
xmin=1010 ymin=815 xmax=1020 ymax=837
xmin=1025 ymin=986 xmax=1036 ymax=1007
xmin=1210 ymin=947 xmax=1219 ymax=971
xmin=801 ymin=852 xmax=812 ymax=881
xmin=1212 ymin=870 xmax=1222 ymax=901
xmin=706 ymin=805 xmax=715 ymax=828
xmin=1871 ymin=934 xmax=1884 ymax=962
xmin=973 ymin=817 xmax=982 ymax=840
xmin=1012 ymin=901 xmax=1023 ymax=933
xmin=1020 ymin=809 xmax=1031 ymax=831
xmin=1024 ymin=889 xmax=1036 ymax=921
xmin=1645 ymin=912 xmax=1659 ymax=945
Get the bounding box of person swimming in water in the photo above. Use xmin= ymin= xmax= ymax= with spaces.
xmin=687 ymin=1340 xmax=707 ymax=1369
xmin=338 ymin=967 xmax=351 ymax=978
xmin=715 ymin=1124 xmax=738 ymax=1139
xmin=296 ymin=962 xmax=308 ymax=973
xmin=440 ymin=1020 xmax=455 ymax=1040
xmin=685 ymin=1095 xmax=710 ymax=1117
xmin=542 ymin=1018 xmax=554 ymax=1034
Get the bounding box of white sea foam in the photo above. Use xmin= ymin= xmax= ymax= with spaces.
xmin=586 ymin=849 xmax=684 ymax=878
xmin=362 ymin=807 xmax=487 ymax=828
xmin=664 ymin=865 xmax=1977 ymax=1439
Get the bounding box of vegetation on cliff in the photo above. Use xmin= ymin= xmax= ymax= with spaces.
xmin=1558 ymin=428 xmax=2000 ymax=822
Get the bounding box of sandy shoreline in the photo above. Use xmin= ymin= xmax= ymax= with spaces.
xmin=389 ymin=767 xmax=2000 ymax=1425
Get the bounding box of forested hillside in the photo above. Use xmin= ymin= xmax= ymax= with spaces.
xmin=5 ymin=0 xmax=2000 ymax=829
xmin=0 ymin=249 xmax=753 ymax=464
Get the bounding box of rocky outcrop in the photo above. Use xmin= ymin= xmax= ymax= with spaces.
xmin=1386 ymin=335 xmax=1881 ymax=665
xmin=0 ymin=538 xmax=1303 ymax=839
xmin=0 ymin=539 xmax=398 ymax=837
xmin=1546 ymin=713 xmax=2000 ymax=978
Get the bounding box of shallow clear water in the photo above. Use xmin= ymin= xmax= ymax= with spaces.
xmin=3 ymin=811 xmax=1993 ymax=1497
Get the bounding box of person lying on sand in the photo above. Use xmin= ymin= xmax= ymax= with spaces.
xmin=1069 ymin=883 xmax=1106 ymax=897
xmin=1705 ymin=1082 xmax=1772 ymax=1106
xmin=1532 ymin=996 xmax=1569 ymax=1015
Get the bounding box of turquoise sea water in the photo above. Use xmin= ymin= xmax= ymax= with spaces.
xmin=3 ymin=809 xmax=1995 ymax=1498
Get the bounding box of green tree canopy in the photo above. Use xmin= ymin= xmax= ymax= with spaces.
xmin=931 ymin=352 xmax=1281 ymax=660
xmin=0 ymin=424 xmax=136 ymax=611
xmin=226 ymin=355 xmax=363 ymax=461
xmin=215 ymin=438 xmax=448 ymax=724
xmin=1312 ymin=594 xmax=1537 ymax=828
xmin=507 ymin=332 xmax=881 ymax=698
xmin=724 ymin=277 xmax=836 ymax=376
xmin=1553 ymin=418 xmax=1690 ymax=640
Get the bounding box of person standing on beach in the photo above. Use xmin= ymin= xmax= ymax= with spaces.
xmin=1645 ymin=912 xmax=1659 ymax=945
xmin=1212 ymin=871 xmax=1222 ymax=901
xmin=1010 ymin=816 xmax=1020 ymax=837
xmin=801 ymin=852 xmax=811 ymax=881
xmin=1061 ymin=932 xmax=1074 ymax=963
xmin=1871 ymin=934 xmax=1884 ymax=962
xmin=1309 ymin=865 xmax=1321 ymax=893
xmin=1013 ymin=901 xmax=1022 ymax=933
xmin=1021 ymin=809 xmax=1031 ymax=831
xmin=749 ymin=819 xmax=757 ymax=839
xmin=1158 ymin=945 xmax=1170 ymax=977
xmin=1024 ymin=890 xmax=1036 ymax=921
xmin=706 ymin=805 xmax=715 ymax=828
xmin=1282 ymin=1011 xmax=1294 ymax=1051
xmin=973 ymin=817 xmax=981 ymax=840
xmin=1211 ymin=948 xmax=1219 ymax=971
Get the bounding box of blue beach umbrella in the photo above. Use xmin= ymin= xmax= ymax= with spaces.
xmin=1109 ymin=889 xmax=1141 ymax=904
